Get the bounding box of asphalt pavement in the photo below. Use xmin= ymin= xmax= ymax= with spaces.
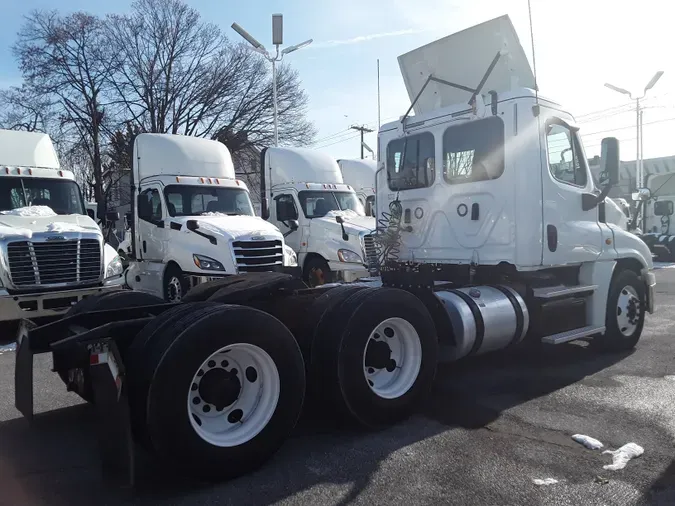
xmin=1 ymin=269 xmax=675 ymax=506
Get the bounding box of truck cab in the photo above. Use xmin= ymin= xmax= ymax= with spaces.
xmin=375 ymin=14 xmax=654 ymax=350
xmin=125 ymin=134 xmax=297 ymax=302
xmin=0 ymin=129 xmax=124 ymax=337
xmin=260 ymin=147 xmax=376 ymax=287
xmin=337 ymin=158 xmax=378 ymax=217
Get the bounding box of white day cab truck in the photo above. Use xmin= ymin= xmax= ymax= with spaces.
xmin=122 ymin=133 xmax=299 ymax=302
xmin=258 ymin=147 xmax=376 ymax=286
xmin=0 ymin=129 xmax=125 ymax=341
xmin=10 ymin=15 xmax=655 ymax=488
xmin=629 ymin=173 xmax=675 ymax=260
xmin=337 ymin=158 xmax=378 ymax=217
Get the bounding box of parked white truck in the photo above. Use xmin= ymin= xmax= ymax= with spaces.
xmin=10 ymin=15 xmax=655 ymax=488
xmin=124 ymin=133 xmax=299 ymax=302
xmin=259 ymin=147 xmax=376 ymax=286
xmin=0 ymin=129 xmax=124 ymax=338
xmin=337 ymin=158 xmax=378 ymax=217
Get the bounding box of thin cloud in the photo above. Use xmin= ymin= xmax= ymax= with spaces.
xmin=310 ymin=28 xmax=425 ymax=49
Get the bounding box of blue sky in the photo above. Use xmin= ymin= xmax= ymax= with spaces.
xmin=1 ymin=0 xmax=674 ymax=163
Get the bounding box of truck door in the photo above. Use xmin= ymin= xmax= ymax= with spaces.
xmin=136 ymin=187 xmax=167 ymax=261
xmin=541 ymin=118 xmax=603 ymax=265
xmin=272 ymin=193 xmax=303 ymax=253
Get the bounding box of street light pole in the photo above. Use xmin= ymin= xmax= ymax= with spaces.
xmin=232 ymin=16 xmax=312 ymax=147
xmin=604 ymin=71 xmax=664 ymax=190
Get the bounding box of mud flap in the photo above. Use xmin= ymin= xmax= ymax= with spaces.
xmin=14 ymin=319 xmax=37 ymax=420
xmin=88 ymin=340 xmax=136 ymax=488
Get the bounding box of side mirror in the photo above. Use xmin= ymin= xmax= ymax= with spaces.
xmin=262 ymin=197 xmax=270 ymax=220
xmin=96 ymin=201 xmax=106 ymax=221
xmin=600 ymin=137 xmax=620 ymax=187
xmin=288 ymin=219 xmax=299 ymax=231
xmin=632 ymin=188 xmax=651 ymax=201
xmin=335 ymin=215 xmax=344 ymax=224
xmin=106 ymin=211 xmax=120 ymax=223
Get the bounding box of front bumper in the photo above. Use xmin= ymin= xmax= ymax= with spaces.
xmin=643 ymin=269 xmax=656 ymax=314
xmin=0 ymin=281 xmax=123 ymax=323
xmin=328 ymin=261 xmax=370 ymax=283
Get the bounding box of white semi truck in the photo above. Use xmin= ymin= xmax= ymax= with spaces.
xmin=123 ymin=134 xmax=299 ymax=302
xmin=0 ymin=129 xmax=124 ymax=341
xmin=337 ymin=158 xmax=378 ymax=217
xmin=10 ymin=15 xmax=655 ymax=487
xmin=259 ymin=147 xmax=376 ymax=286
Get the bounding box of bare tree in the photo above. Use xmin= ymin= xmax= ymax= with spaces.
xmin=106 ymin=0 xmax=315 ymax=155
xmin=0 ymin=85 xmax=56 ymax=133
xmin=13 ymin=10 xmax=115 ymax=209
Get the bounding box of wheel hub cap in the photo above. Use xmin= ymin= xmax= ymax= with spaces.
xmin=198 ymin=368 xmax=241 ymax=411
xmin=616 ymin=285 xmax=641 ymax=336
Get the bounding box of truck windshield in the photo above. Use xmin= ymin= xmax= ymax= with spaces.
xmin=298 ymin=190 xmax=365 ymax=218
xmin=0 ymin=177 xmax=85 ymax=215
xmin=163 ymin=185 xmax=254 ymax=217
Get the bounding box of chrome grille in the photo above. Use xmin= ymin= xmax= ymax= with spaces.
xmin=362 ymin=234 xmax=379 ymax=270
xmin=232 ymin=239 xmax=283 ymax=273
xmin=7 ymin=238 xmax=101 ymax=287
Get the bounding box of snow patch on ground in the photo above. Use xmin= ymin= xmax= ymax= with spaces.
xmin=653 ymin=262 xmax=675 ymax=270
xmin=0 ymin=205 xmax=56 ymax=217
xmin=602 ymin=443 xmax=644 ymax=470
xmin=0 ymin=342 xmax=16 ymax=354
xmin=572 ymin=434 xmax=604 ymax=450
xmin=532 ymin=478 xmax=559 ymax=486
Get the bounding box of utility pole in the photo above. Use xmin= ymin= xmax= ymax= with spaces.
xmin=350 ymin=125 xmax=374 ymax=159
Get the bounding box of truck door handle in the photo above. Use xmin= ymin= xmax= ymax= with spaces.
xmin=471 ymin=203 xmax=479 ymax=220
xmin=143 ymin=240 xmax=147 ymax=253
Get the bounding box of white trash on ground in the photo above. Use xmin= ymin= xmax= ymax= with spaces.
xmin=602 ymin=443 xmax=644 ymax=471
xmin=572 ymin=434 xmax=604 ymax=450
xmin=532 ymin=478 xmax=559 ymax=486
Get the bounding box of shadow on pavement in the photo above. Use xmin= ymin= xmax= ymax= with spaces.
xmin=0 ymin=340 xmax=635 ymax=506
xmin=645 ymin=458 xmax=675 ymax=505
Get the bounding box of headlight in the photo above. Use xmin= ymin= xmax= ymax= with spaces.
xmin=337 ymin=249 xmax=362 ymax=263
xmin=283 ymin=245 xmax=298 ymax=267
xmin=105 ymin=255 xmax=124 ymax=278
xmin=193 ymin=254 xmax=225 ymax=271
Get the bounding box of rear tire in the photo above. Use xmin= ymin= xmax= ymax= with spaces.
xmin=133 ymin=304 xmax=305 ymax=481
xmin=56 ymin=290 xmax=164 ymax=403
xmin=593 ymin=269 xmax=646 ymax=352
xmin=311 ymin=287 xmax=438 ymax=429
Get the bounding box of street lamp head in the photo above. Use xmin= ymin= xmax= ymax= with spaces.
xmin=281 ymin=39 xmax=313 ymax=55
xmin=231 ymin=22 xmax=264 ymax=50
xmin=604 ymin=82 xmax=632 ymax=96
xmin=645 ymin=70 xmax=664 ymax=92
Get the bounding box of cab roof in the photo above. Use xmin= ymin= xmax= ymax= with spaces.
xmin=0 ymin=129 xmax=60 ymax=169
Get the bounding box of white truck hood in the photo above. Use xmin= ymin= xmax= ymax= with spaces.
xmin=0 ymin=211 xmax=100 ymax=240
xmin=313 ymin=210 xmax=376 ymax=235
xmin=172 ymin=214 xmax=284 ymax=241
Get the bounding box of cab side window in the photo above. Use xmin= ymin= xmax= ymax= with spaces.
xmin=275 ymin=194 xmax=298 ymax=221
xmin=546 ymin=122 xmax=588 ymax=187
xmin=138 ymin=188 xmax=162 ymax=223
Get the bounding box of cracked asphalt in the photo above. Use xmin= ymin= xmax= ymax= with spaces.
xmin=1 ymin=269 xmax=674 ymax=506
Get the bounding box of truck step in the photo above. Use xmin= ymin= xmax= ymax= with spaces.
xmin=532 ymin=284 xmax=597 ymax=300
xmin=541 ymin=325 xmax=605 ymax=345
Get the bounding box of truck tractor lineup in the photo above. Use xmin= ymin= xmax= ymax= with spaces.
xmin=9 ymin=15 xmax=656 ymax=488
xmin=123 ymin=133 xmax=299 ymax=302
